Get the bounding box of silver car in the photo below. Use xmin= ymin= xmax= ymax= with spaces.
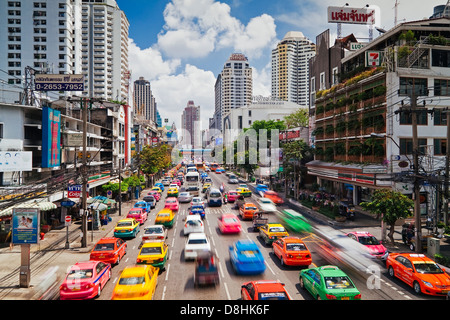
xmin=178 ymin=192 xmax=193 ymax=203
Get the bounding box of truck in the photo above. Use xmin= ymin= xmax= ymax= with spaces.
xmin=252 ymin=212 xmax=269 ymax=232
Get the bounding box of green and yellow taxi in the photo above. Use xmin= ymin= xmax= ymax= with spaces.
xmin=155 ymin=208 xmax=175 ymax=228
xmin=299 ymin=265 xmax=361 ymax=300
xmin=202 ymin=183 xmax=211 ymax=193
xmin=111 ymin=265 xmax=159 ymax=300
xmin=113 ymin=218 xmax=140 ymax=239
xmin=236 ymin=187 xmax=252 ymax=198
xmin=259 ymin=223 xmax=289 ymax=246
xmin=136 ymin=241 xmax=169 ymax=270
xmin=167 ymin=186 xmax=179 ymax=197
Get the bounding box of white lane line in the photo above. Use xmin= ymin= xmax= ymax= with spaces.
xmin=165 ymin=263 xmax=170 ymax=281
xmin=171 ymin=237 xmax=175 ymax=248
xmin=162 ymin=285 xmax=167 ymax=300
xmin=218 ymin=261 xmax=225 ymax=278
xmin=265 ymin=260 xmax=276 ymax=275
xmin=224 ymin=282 xmax=231 ymax=300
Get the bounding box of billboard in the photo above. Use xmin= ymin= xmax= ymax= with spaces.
xmin=42 ymin=106 xmax=61 ymax=168
xmin=0 ymin=151 xmax=32 ymax=172
xmin=35 ymin=74 xmax=84 ymax=91
xmin=327 ymin=6 xmax=375 ymax=25
xmin=11 ymin=208 xmax=40 ymax=244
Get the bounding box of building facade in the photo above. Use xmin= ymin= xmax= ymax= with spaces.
xmin=271 ymin=31 xmax=316 ymax=107
xmin=181 ymin=101 xmax=201 ymax=148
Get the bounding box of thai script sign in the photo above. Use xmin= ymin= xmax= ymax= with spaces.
xmin=327 ymin=6 xmax=375 ymax=25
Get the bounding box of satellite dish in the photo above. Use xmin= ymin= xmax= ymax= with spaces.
xmin=375 ymin=27 xmax=386 ymax=33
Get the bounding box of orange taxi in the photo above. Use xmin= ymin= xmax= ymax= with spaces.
xmin=239 ymin=203 xmax=258 ymax=220
xmin=263 ymin=191 xmax=284 ymax=205
xmin=386 ymin=253 xmax=450 ymax=296
xmin=272 ymin=236 xmax=312 ymax=267
xmin=241 ymin=280 xmax=291 ymax=300
xmin=90 ymin=237 xmax=127 ymax=266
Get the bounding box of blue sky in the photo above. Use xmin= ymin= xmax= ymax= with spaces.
xmin=115 ymin=0 xmax=446 ymax=130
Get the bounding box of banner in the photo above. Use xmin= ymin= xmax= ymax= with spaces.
xmin=42 ymin=106 xmax=61 ymax=168
xmin=12 ymin=208 xmax=40 ymax=244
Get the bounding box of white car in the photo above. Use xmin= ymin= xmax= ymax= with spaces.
xmin=141 ymin=225 xmax=167 ymax=244
xmin=184 ymin=215 xmax=204 ymax=235
xmin=190 ymin=196 xmax=205 ymax=208
xmin=169 ymin=183 xmax=179 ymax=190
xmin=257 ymin=197 xmax=277 ymax=212
xmin=184 ymin=233 xmax=211 ymax=261
xmin=162 ymin=179 xmax=171 ymax=186
xmin=178 ymin=192 xmax=193 ymax=203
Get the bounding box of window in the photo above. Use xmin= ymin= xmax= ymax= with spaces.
xmin=399 ymin=77 xmax=428 ymax=96
xmin=332 ymin=67 xmax=339 ymax=86
xmin=399 ymin=138 xmax=427 ymax=155
xmin=434 ymin=108 xmax=448 ymax=125
xmin=434 ymin=79 xmax=450 ymax=96
xmin=0 ymin=123 xmax=3 ymax=139
xmin=432 ymin=49 xmax=450 ymax=68
xmin=399 ymin=109 xmax=428 ymax=125
xmin=319 ymin=72 xmax=326 ymax=90
xmin=434 ymin=139 xmax=447 ymax=156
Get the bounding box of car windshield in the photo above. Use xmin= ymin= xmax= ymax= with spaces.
xmin=144 ymin=227 xmax=163 ymax=234
xmin=140 ymin=246 xmax=162 ymax=255
xmin=358 ymin=236 xmax=380 ymax=245
xmin=324 ymin=276 xmax=355 ymax=290
xmin=117 ymin=221 xmax=132 ymax=227
xmin=186 ymin=220 xmax=202 ymax=226
xmin=166 ymin=200 xmax=176 ymax=203
xmin=158 ymin=213 xmax=170 ymax=218
xmin=134 ymin=203 xmax=145 ymax=208
xmin=188 ymin=239 xmax=207 ymax=244
xmin=258 ymin=292 xmax=289 ymax=300
xmin=223 ymin=217 xmax=238 ymax=224
xmin=239 ymin=250 xmax=259 ymax=257
xmin=210 ymin=192 xmax=221 ymax=198
xmin=286 ymin=243 xmax=307 ymax=251
xmin=269 ymin=227 xmax=286 ymax=233
xmin=128 ymin=210 xmax=141 ymax=215
xmin=67 ymin=269 xmax=93 ymax=279
xmin=246 ymin=206 xmax=257 ymax=210
xmin=119 ymin=276 xmax=145 ymax=285
xmin=413 ymin=262 xmax=444 ymax=274
xmin=94 ymin=243 xmax=115 ymax=251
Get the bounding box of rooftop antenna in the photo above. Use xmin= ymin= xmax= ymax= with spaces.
xmin=394 ymin=0 xmax=399 ymax=26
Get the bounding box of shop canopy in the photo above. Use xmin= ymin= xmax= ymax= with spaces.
xmin=0 ymin=199 xmax=57 ymax=218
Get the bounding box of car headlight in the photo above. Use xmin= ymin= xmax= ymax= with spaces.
xmin=421 ymin=280 xmax=434 ymax=288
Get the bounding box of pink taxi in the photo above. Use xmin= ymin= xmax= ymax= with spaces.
xmin=164 ymin=197 xmax=179 ymax=211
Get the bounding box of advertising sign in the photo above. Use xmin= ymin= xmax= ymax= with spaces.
xmin=66 ymin=133 xmax=83 ymax=147
xmin=67 ymin=184 xmax=88 ymax=198
xmin=35 ymin=74 xmax=84 ymax=91
xmin=11 ymin=208 xmax=40 ymax=244
xmin=349 ymin=42 xmax=368 ymax=51
xmin=327 ymin=6 xmax=375 ymax=25
xmin=366 ymin=51 xmax=382 ymax=67
xmin=0 ymin=151 xmax=32 ymax=172
xmin=42 ymin=106 xmax=61 ymax=168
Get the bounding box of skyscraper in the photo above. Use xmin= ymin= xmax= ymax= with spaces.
xmin=133 ymin=76 xmax=157 ymax=124
xmin=181 ymin=101 xmax=201 ymax=148
xmin=214 ymin=53 xmax=253 ymax=132
xmin=271 ymin=31 xmax=316 ymax=106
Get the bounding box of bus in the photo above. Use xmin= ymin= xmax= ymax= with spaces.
xmin=185 ymin=171 xmax=200 ymax=196
xmin=210 ymin=163 xmax=219 ymax=172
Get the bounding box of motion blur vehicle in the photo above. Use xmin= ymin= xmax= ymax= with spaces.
xmin=272 ymin=237 xmax=312 ymax=267
xmin=256 ymin=197 xmax=277 ymax=212
xmin=136 ymin=241 xmax=169 ymax=270
xmin=141 ymin=225 xmax=167 ymax=243
xmin=239 ymin=203 xmax=258 ymax=220
xmin=164 ymin=197 xmax=179 ymax=211
xmin=338 ymin=200 xmax=355 ymax=220
xmin=190 ymin=196 xmax=205 ymax=208
xmin=275 ymin=209 xmax=312 ymax=233
xmin=184 ymin=214 xmax=204 ymax=235
xmin=263 ymin=191 xmax=284 ymax=205
xmin=154 ymin=182 xmax=165 ymax=191
xmin=259 ymin=223 xmax=289 ymax=246
xmin=229 ymin=240 xmax=266 ymax=275
xmin=346 ymin=231 xmax=388 ymax=259
xmin=241 ymin=280 xmax=291 ymax=300
xmin=184 ymin=232 xmax=211 ymax=261
xmin=255 ymin=184 xmax=269 ymax=196
xmin=217 ymin=214 xmax=242 ymax=234
xmin=148 ymin=190 xmax=160 ymax=201
xmin=178 ymin=192 xmax=193 ymax=203
xmin=386 ymin=253 xmax=450 ymax=296
xmin=60 ymin=261 xmax=111 ymax=300
xmin=113 ymin=218 xmax=140 ymax=239
xmin=155 ymin=208 xmax=175 ymax=228
xmin=90 ymin=237 xmax=127 ymax=265
xmin=126 ymin=208 xmax=148 ymax=225
xmin=299 ymin=265 xmax=361 ymax=300
xmin=111 ymin=265 xmax=158 ymax=300
xmin=194 ymin=252 xmax=219 ymax=287
xmin=133 ymin=201 xmax=150 ymax=214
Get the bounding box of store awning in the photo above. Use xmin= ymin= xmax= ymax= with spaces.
xmin=88 ymin=202 xmax=108 ymax=211
xmin=0 ymin=199 xmax=57 ymax=218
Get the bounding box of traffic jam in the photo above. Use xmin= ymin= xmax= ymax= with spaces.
xmin=59 ymin=161 xmax=450 ymax=301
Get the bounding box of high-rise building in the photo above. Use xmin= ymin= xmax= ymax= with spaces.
xmin=271 ymin=31 xmax=316 ymax=106
xmin=0 ymin=0 xmax=129 ymax=104
xmin=181 ymin=101 xmax=201 ymax=148
xmin=215 ymin=53 xmax=253 ymax=132
xmin=133 ymin=76 xmax=157 ymax=124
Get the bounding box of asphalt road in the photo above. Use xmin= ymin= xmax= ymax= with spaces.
xmin=93 ymin=171 xmax=443 ymax=301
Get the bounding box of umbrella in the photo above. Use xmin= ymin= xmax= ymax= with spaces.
xmin=89 ymin=203 xmax=108 ymax=211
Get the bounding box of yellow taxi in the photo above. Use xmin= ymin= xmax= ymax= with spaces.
xmin=151 ymin=186 xmax=162 ymax=194
xmin=167 ymin=186 xmax=179 ymax=198
xmin=202 ymin=183 xmax=212 ymax=193
xmin=113 ymin=218 xmax=140 ymax=239
xmin=259 ymin=223 xmax=289 ymax=246
xmin=155 ymin=208 xmax=175 ymax=228
xmin=111 ymin=265 xmax=159 ymax=300
xmin=236 ymin=187 xmax=252 ymax=197
xmin=136 ymin=241 xmax=169 ymax=270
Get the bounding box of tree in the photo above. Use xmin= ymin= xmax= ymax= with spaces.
xmin=360 ymin=189 xmax=413 ymax=244
xmin=283 ymin=108 xmax=309 ymax=129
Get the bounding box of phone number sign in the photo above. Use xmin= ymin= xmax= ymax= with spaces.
xmin=35 ymin=74 xmax=84 ymax=91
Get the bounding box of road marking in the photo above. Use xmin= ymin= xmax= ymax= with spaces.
xmin=265 ymin=261 xmax=276 ymax=275
xmin=218 ymin=261 xmax=225 ymax=278
xmin=224 ymin=282 xmax=231 ymax=300
xmin=214 ymin=248 xmax=220 ymax=259
xmin=171 ymin=238 xmax=175 ymax=248
xmin=113 ymin=277 xmax=118 ymax=284
xmin=165 ymin=263 xmax=170 ymax=281
xmin=162 ymin=285 xmax=166 ymax=300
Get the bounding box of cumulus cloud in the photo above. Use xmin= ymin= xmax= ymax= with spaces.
xmin=157 ymin=0 xmax=277 ymax=60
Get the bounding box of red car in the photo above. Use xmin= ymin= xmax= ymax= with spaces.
xmin=241 ymin=280 xmax=291 ymax=300
xmin=346 ymin=231 xmax=388 ymax=259
xmin=263 ymin=191 xmax=284 ymax=204
xmin=90 ymin=237 xmax=127 ymax=265
xmin=172 ymin=179 xmax=181 ymax=187
xmin=218 ymin=214 xmax=242 ymax=234
xmin=59 ymin=261 xmax=111 ymax=300
xmin=148 ymin=191 xmax=160 ymax=201
xmin=126 ymin=208 xmax=148 ymax=225
xmin=225 ymin=191 xmax=239 ymax=203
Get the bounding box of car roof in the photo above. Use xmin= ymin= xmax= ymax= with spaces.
xmin=348 ymin=231 xmax=374 ymax=237
xmin=251 ymin=280 xmax=286 ymax=291
xmin=144 ymin=225 xmax=164 ymax=229
xmin=394 ymin=253 xmax=434 ymax=263
xmin=316 ymin=265 xmax=348 ymax=277
xmin=118 ymin=218 xmax=135 ymax=222
xmin=188 ymin=232 xmax=207 ymax=239
xmin=141 ymin=241 xmax=164 ymax=248
xmin=280 ymin=236 xmax=303 ymax=243
xmin=186 ymin=214 xmax=202 ymax=220
xmin=235 ymin=239 xmax=258 ymax=250
xmin=120 ymin=265 xmax=150 ymax=277
xmin=72 ymin=261 xmax=99 ymax=268
xmin=96 ymin=237 xmax=118 ymax=243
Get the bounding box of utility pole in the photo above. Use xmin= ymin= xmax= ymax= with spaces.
xmin=411 ymin=92 xmax=422 ymax=253
xmin=119 ymin=158 xmax=122 ymax=216
xmin=444 ymin=107 xmax=450 ymax=227
xmin=81 ymin=98 xmax=88 ymax=248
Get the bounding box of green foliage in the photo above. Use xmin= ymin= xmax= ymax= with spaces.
xmin=283 ymin=108 xmax=309 ymax=129
xmin=138 ymin=144 xmax=172 ymax=175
